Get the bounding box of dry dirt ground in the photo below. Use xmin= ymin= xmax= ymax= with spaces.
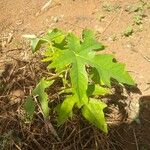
xmin=0 ymin=0 xmax=150 ymax=150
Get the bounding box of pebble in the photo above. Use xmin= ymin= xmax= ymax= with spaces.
xmin=16 ymin=19 xmax=23 ymax=25
xmin=10 ymin=89 xmax=25 ymax=105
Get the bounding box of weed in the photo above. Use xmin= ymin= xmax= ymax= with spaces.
xmin=125 ymin=1 xmax=147 ymax=25
xmin=134 ymin=15 xmax=143 ymax=25
xmin=133 ymin=6 xmax=147 ymax=25
xmin=102 ymin=3 xmax=121 ymax=12
xmin=110 ymin=35 xmax=118 ymax=41
xmin=123 ymin=26 xmax=133 ymax=37
xmin=98 ymin=15 xmax=105 ymax=22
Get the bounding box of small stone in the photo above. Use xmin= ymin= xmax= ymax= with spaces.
xmin=94 ymin=25 xmax=104 ymax=33
xmin=53 ymin=17 xmax=59 ymax=23
xmin=10 ymin=89 xmax=25 ymax=105
xmin=60 ymin=14 xmax=64 ymax=18
xmin=39 ymin=30 xmax=45 ymax=35
xmin=16 ymin=19 xmax=23 ymax=25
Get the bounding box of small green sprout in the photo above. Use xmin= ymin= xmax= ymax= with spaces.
xmin=124 ymin=26 xmax=133 ymax=37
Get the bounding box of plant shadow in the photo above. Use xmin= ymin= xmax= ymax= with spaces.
xmin=108 ymin=95 xmax=150 ymax=150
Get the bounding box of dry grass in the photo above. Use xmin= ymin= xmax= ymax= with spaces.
xmin=0 ymin=56 xmax=112 ymax=150
xmin=0 ymin=53 xmax=149 ymax=150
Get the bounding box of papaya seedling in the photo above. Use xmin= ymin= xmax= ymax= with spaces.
xmin=24 ymin=28 xmax=135 ymax=133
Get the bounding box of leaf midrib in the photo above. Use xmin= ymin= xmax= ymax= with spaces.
xmin=71 ymin=51 xmax=84 ymax=102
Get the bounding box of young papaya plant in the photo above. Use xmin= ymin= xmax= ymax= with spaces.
xmin=24 ymin=28 xmax=135 ymax=133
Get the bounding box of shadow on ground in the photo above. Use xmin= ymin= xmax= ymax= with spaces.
xmin=109 ymin=95 xmax=150 ymax=150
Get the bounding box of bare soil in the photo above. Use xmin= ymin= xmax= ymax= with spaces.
xmin=0 ymin=0 xmax=150 ymax=150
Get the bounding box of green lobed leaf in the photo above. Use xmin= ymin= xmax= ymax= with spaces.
xmin=57 ymin=96 xmax=77 ymax=126
xmin=33 ymin=78 xmax=54 ymax=119
xmin=66 ymin=33 xmax=81 ymax=53
xmin=42 ymin=28 xmax=66 ymax=44
xmin=42 ymin=47 xmax=62 ymax=63
xmin=58 ymin=88 xmax=72 ymax=95
xmin=25 ymin=28 xmax=66 ymax=53
xmin=31 ymin=38 xmax=45 ymax=53
xmin=23 ymin=34 xmax=45 ymax=53
xmin=24 ymin=36 xmax=46 ymax=53
xmin=82 ymin=98 xmax=108 ymax=133
xmin=81 ymin=29 xmax=105 ymax=52
xmin=87 ymin=84 xmax=111 ymax=96
xmin=41 ymin=29 xmax=67 ymax=65
xmin=84 ymin=54 xmax=135 ymax=86
xmin=90 ymin=54 xmax=135 ymax=86
xmin=89 ymin=67 xmax=101 ymax=84
xmin=48 ymin=49 xmax=73 ymax=72
xmin=49 ymin=30 xmax=104 ymax=106
xmin=70 ymin=57 xmax=88 ymax=106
